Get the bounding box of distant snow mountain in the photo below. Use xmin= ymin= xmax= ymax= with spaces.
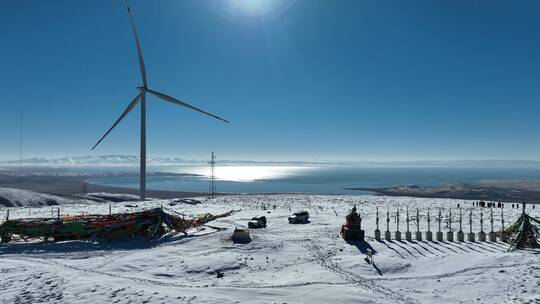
xmin=0 ymin=155 xmax=329 ymax=167
xmin=361 ymin=159 xmax=540 ymax=168
xmin=0 ymin=155 xmax=205 ymax=167
xmin=1 ymin=155 xmax=540 ymax=168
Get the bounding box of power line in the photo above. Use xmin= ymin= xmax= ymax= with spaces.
xmin=19 ymin=97 xmax=23 ymax=177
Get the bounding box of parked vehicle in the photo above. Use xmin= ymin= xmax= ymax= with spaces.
xmin=248 ymin=216 xmax=267 ymax=229
xmin=169 ymin=198 xmax=201 ymax=206
xmin=288 ymin=211 xmax=309 ymax=224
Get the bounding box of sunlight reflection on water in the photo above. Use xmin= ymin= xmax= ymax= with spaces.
xmin=181 ymin=165 xmax=313 ymax=182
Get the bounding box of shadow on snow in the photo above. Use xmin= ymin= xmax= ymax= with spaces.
xmin=0 ymin=231 xmax=217 ymax=256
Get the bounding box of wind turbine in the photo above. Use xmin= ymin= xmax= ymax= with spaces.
xmin=92 ymin=1 xmax=228 ymax=200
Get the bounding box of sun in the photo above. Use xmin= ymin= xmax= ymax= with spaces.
xmin=220 ymin=0 xmax=292 ymax=18
xmin=230 ymin=0 xmax=276 ymax=14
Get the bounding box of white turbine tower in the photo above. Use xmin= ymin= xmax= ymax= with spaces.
xmin=92 ymin=1 xmax=228 ymax=200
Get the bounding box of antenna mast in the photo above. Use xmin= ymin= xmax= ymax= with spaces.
xmin=210 ymin=152 xmax=216 ymax=198
xmin=19 ymin=97 xmax=23 ymax=177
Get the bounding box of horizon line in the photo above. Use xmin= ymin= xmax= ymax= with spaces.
xmin=2 ymin=154 xmax=540 ymax=166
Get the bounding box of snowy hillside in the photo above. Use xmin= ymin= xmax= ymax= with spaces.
xmin=0 ymin=187 xmax=83 ymax=207
xmin=0 ymin=187 xmax=144 ymax=207
xmin=0 ymin=194 xmax=539 ymax=304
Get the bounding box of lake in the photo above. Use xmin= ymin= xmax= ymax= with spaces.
xmin=87 ymin=164 xmax=540 ymax=195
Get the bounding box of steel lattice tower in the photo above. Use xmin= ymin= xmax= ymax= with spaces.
xmin=210 ymin=152 xmax=216 ymax=198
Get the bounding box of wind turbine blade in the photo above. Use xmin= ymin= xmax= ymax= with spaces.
xmin=147 ymin=89 xmax=229 ymax=123
xmin=92 ymin=93 xmax=142 ymax=150
xmin=124 ymin=0 xmax=147 ymax=87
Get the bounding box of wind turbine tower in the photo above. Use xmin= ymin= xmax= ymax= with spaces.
xmin=92 ymin=1 xmax=228 ymax=200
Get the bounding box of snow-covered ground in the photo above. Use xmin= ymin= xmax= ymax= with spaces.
xmin=0 ymin=187 xmax=144 ymax=207
xmin=0 ymin=188 xmax=83 ymax=207
xmin=0 ymin=194 xmax=539 ymax=304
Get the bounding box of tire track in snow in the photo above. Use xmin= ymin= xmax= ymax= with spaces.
xmin=303 ymin=239 xmax=420 ymax=304
xmin=368 ymin=261 xmax=532 ymax=282
xmin=6 ymin=256 xmax=355 ymax=291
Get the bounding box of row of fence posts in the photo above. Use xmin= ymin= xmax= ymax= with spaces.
xmin=3 ymin=204 xmax=115 ymax=222
xmin=374 ymin=206 xmax=508 ymax=243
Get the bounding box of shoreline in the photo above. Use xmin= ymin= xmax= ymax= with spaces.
xmin=0 ymin=173 xmax=309 ymax=200
xmin=2 ymin=172 xmax=540 ymax=203
xmin=0 ymin=174 xmax=207 ymax=199
xmin=347 ymin=181 xmax=540 ymax=203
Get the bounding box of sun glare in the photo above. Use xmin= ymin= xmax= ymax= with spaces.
xmin=194 ymin=165 xmax=308 ymax=182
xmin=218 ymin=0 xmax=292 ymax=18
xmin=230 ymin=0 xmax=275 ymax=14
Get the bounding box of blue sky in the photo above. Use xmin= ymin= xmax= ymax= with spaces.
xmin=1 ymin=0 xmax=540 ymax=162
